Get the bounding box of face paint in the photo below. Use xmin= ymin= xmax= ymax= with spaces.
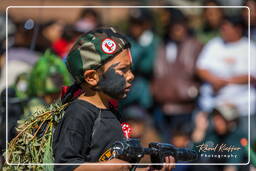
xmin=97 ymin=63 xmax=127 ymax=99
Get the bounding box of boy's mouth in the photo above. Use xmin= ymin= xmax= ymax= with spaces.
xmin=124 ymin=88 xmax=130 ymax=93
xmin=124 ymin=85 xmax=132 ymax=92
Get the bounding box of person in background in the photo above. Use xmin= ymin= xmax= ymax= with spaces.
xmin=156 ymin=7 xmax=186 ymax=37
xmin=0 ymin=50 xmax=72 ymax=154
xmin=169 ymin=125 xmax=193 ymax=171
xmin=74 ymin=9 xmax=101 ymax=33
xmin=0 ymin=22 xmax=39 ymax=92
xmin=120 ymin=9 xmax=160 ymax=110
xmin=52 ymin=25 xmax=81 ymax=59
xmin=35 ymin=20 xmax=65 ymax=53
xmin=196 ymin=0 xmax=224 ymax=44
xmin=196 ymin=16 xmax=256 ymax=142
xmin=152 ymin=11 xmax=202 ymax=142
xmin=122 ymin=105 xmax=161 ymax=163
xmin=54 ymin=9 xmax=101 ymax=61
xmin=192 ymin=104 xmax=248 ymax=171
xmin=23 ymin=50 xmax=72 ymax=118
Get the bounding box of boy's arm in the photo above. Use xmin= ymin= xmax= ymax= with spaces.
xmin=74 ymin=155 xmax=175 ymax=171
xmin=74 ymin=158 xmax=131 ymax=171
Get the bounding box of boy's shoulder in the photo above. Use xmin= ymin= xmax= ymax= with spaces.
xmin=64 ymin=99 xmax=101 ymax=122
xmin=67 ymin=99 xmax=100 ymax=110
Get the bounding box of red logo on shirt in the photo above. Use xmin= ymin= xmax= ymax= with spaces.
xmin=121 ymin=123 xmax=132 ymax=139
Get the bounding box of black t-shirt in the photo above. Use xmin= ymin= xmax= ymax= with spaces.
xmin=53 ymin=99 xmax=124 ymax=171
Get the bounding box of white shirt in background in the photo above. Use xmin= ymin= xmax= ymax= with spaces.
xmin=197 ymin=37 xmax=256 ymax=116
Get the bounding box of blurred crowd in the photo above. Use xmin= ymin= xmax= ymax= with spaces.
xmin=1 ymin=0 xmax=256 ymax=171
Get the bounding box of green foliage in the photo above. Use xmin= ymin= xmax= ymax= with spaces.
xmin=28 ymin=50 xmax=72 ymax=97
xmin=3 ymin=102 xmax=68 ymax=171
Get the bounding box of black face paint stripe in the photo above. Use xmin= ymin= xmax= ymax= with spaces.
xmin=97 ymin=63 xmax=127 ymax=100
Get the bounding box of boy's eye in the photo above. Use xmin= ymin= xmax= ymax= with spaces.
xmin=121 ymin=68 xmax=127 ymax=72
xmin=119 ymin=67 xmax=128 ymax=72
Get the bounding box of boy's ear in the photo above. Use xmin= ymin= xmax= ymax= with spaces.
xmin=83 ymin=70 xmax=100 ymax=86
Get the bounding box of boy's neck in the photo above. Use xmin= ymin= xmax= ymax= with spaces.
xmin=78 ymin=90 xmax=111 ymax=109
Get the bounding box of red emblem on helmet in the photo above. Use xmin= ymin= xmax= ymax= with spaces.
xmin=101 ymin=38 xmax=117 ymax=54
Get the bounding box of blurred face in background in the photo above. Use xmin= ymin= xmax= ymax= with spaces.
xmin=169 ymin=23 xmax=187 ymax=42
xmin=82 ymin=13 xmax=98 ymax=25
xmin=43 ymin=21 xmax=64 ymax=43
xmin=130 ymin=23 xmax=144 ymax=40
xmin=128 ymin=120 xmax=145 ymax=138
xmin=220 ymin=21 xmax=242 ymax=42
xmin=204 ymin=6 xmax=223 ymax=28
xmin=171 ymin=134 xmax=190 ymax=148
xmin=213 ymin=114 xmax=228 ymax=135
xmin=75 ymin=10 xmax=99 ymax=32
xmin=159 ymin=9 xmax=172 ymax=27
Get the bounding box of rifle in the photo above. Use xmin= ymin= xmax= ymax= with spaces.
xmin=99 ymin=138 xmax=198 ymax=170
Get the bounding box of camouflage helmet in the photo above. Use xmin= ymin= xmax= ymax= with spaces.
xmin=28 ymin=50 xmax=72 ymax=97
xmin=66 ymin=27 xmax=131 ymax=84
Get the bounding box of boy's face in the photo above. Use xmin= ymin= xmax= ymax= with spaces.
xmin=97 ymin=49 xmax=134 ymax=99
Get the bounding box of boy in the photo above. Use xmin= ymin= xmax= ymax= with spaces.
xmin=53 ymin=27 xmax=174 ymax=171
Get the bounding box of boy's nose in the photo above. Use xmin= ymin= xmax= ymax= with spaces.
xmin=127 ymin=70 xmax=134 ymax=83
